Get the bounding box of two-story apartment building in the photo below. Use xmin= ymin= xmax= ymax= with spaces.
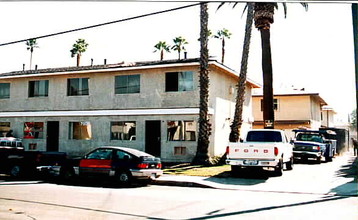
xmin=252 ymin=89 xmax=329 ymax=139
xmin=0 ymin=58 xmax=259 ymax=162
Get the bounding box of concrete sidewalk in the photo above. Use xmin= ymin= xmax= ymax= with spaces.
xmin=152 ymin=154 xmax=358 ymax=197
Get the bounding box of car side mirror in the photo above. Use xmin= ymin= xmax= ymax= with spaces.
xmin=239 ymin=138 xmax=244 ymax=143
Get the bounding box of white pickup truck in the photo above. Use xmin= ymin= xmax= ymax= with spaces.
xmin=226 ymin=129 xmax=294 ymax=176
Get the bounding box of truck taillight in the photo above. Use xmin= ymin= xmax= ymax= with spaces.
xmin=138 ymin=163 xmax=149 ymax=169
xmin=226 ymin=146 xmax=230 ymax=155
xmin=157 ymin=163 xmax=162 ymax=169
xmin=274 ymin=147 xmax=279 ymax=156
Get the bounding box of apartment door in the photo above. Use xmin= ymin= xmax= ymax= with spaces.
xmin=46 ymin=121 xmax=59 ymax=152
xmin=145 ymin=121 xmax=161 ymax=157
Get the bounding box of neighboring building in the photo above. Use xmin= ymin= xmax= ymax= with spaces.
xmin=252 ymin=89 xmax=329 ymax=139
xmin=0 ymin=58 xmax=259 ymax=162
xmin=321 ymin=106 xmax=336 ymax=128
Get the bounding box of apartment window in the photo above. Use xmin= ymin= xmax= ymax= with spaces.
xmin=69 ymin=122 xmax=92 ymax=140
xmin=167 ymin=120 xmax=196 ymax=141
xmin=110 ymin=121 xmax=136 ymax=140
xmin=67 ymin=78 xmax=89 ymax=96
xmin=0 ymin=122 xmax=11 ymax=137
xmin=24 ymin=122 xmax=44 ymax=139
xmin=0 ymin=83 xmax=10 ymax=99
xmin=115 ymin=75 xmax=140 ymax=94
xmin=260 ymin=99 xmax=279 ymax=111
xmin=165 ymin=71 xmax=193 ymax=92
xmin=29 ymin=80 xmax=49 ymax=97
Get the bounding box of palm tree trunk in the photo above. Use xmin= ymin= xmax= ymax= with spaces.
xmin=193 ymin=2 xmax=211 ymax=165
xmin=260 ymin=28 xmax=274 ymax=129
xmin=160 ymin=50 xmax=164 ymax=61
xmin=229 ymin=3 xmax=254 ymax=142
xmin=29 ymin=51 xmax=33 ymax=70
xmin=221 ymin=38 xmax=225 ymax=63
xmin=77 ymin=54 xmax=81 ymax=67
xmin=254 ymin=2 xmax=275 ymax=129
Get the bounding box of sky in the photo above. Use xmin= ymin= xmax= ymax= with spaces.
xmin=0 ymin=1 xmax=356 ymax=123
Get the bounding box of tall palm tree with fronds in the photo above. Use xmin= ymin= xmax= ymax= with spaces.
xmin=213 ymin=28 xmax=232 ymax=64
xmin=192 ymin=2 xmax=211 ymax=165
xmin=171 ymin=36 xmax=188 ymax=60
xmin=26 ymin=38 xmax=39 ymax=70
xmin=229 ymin=3 xmax=254 ymax=142
xmin=70 ymin=39 xmax=89 ymax=67
xmin=153 ymin=41 xmax=171 ymax=61
xmin=254 ymin=2 xmax=307 ymax=129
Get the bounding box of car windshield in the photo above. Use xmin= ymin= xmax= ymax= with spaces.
xmin=246 ymin=131 xmax=282 ymax=142
xmin=296 ymin=134 xmax=324 ymax=143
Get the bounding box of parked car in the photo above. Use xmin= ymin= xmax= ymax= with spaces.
xmin=47 ymin=146 xmax=163 ymax=186
xmin=226 ymin=129 xmax=294 ymax=176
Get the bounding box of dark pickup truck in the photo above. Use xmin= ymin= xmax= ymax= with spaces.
xmin=292 ymin=130 xmax=336 ymax=163
xmin=0 ymin=137 xmax=67 ymax=178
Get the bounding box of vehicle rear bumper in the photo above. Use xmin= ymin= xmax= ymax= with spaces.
xmin=226 ymin=159 xmax=279 ymax=167
xmin=130 ymin=169 xmax=163 ymax=179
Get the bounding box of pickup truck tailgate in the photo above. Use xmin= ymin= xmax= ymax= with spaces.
xmin=227 ymin=142 xmax=279 ymax=159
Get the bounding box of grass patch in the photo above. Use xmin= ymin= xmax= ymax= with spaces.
xmin=164 ymin=164 xmax=231 ymax=177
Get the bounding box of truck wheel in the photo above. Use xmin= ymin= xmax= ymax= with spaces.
xmin=274 ymin=160 xmax=283 ymax=176
xmin=286 ymin=157 xmax=294 ymax=170
xmin=325 ymin=156 xmax=333 ymax=162
xmin=10 ymin=165 xmax=21 ymax=177
xmin=316 ymin=157 xmax=321 ymax=164
xmin=116 ymin=170 xmax=132 ymax=186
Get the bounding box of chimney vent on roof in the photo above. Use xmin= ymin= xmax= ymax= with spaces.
xmin=35 ymin=65 xmax=38 ymax=70
xmin=104 ymin=59 xmax=107 ymax=65
xmin=23 ymin=64 xmax=25 ymax=71
xmin=184 ymin=52 xmax=187 ymax=59
xmin=91 ymin=58 xmax=93 ymax=66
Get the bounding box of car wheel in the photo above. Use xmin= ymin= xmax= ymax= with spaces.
xmin=274 ymin=160 xmax=283 ymax=176
xmin=286 ymin=157 xmax=294 ymax=170
xmin=10 ymin=165 xmax=21 ymax=177
xmin=116 ymin=170 xmax=132 ymax=186
xmin=60 ymin=167 xmax=74 ymax=181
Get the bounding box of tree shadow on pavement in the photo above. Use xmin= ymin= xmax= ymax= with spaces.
xmin=330 ymin=156 xmax=357 ymax=196
xmin=206 ymin=168 xmax=270 ymax=186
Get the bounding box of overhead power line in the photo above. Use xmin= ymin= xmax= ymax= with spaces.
xmin=0 ymin=2 xmax=200 ymax=47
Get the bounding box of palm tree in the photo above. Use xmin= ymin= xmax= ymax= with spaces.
xmin=192 ymin=2 xmax=211 ymax=165
xmin=70 ymin=39 xmax=89 ymax=67
xmin=213 ymin=28 xmax=232 ymax=64
xmin=26 ymin=38 xmax=39 ymax=70
xmin=229 ymin=3 xmax=254 ymax=142
xmin=171 ymin=36 xmax=188 ymax=60
xmin=153 ymin=41 xmax=170 ymax=61
xmin=254 ymin=2 xmax=307 ymax=129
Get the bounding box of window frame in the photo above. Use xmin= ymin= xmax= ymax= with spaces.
xmin=110 ymin=121 xmax=136 ymax=141
xmin=69 ymin=121 xmax=92 ymax=140
xmin=115 ymin=75 xmax=140 ymax=94
xmin=67 ymin=78 xmax=89 ymax=96
xmin=28 ymin=80 xmax=49 ymax=98
xmin=24 ymin=122 xmax=44 ymax=139
xmin=260 ymin=98 xmax=279 ymax=111
xmin=165 ymin=71 xmax=194 ymax=92
xmin=0 ymin=83 xmax=10 ymax=99
xmin=167 ymin=120 xmax=196 ymax=141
